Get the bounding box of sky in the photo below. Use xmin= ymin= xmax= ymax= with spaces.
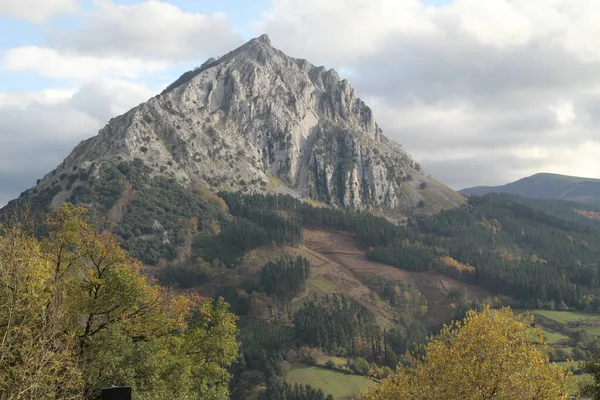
xmin=2 ymin=0 xmax=600 ymax=205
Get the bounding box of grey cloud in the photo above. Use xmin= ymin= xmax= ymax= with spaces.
xmin=421 ymin=155 xmax=539 ymax=191
xmin=0 ymin=104 xmax=100 ymax=206
xmin=258 ymin=1 xmax=600 ymax=188
xmin=68 ymin=78 xmax=155 ymax=124
xmin=350 ymin=34 xmax=600 ymax=107
xmin=0 ymin=138 xmax=85 ymax=206
xmin=0 ymin=78 xmax=153 ymax=206
xmin=48 ymin=1 xmax=244 ymax=62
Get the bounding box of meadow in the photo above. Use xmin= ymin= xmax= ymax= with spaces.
xmin=285 ymin=364 xmax=368 ymax=400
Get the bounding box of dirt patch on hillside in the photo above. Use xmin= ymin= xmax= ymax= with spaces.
xmin=303 ymin=229 xmax=492 ymax=325
xmin=107 ymin=182 xmax=134 ymax=223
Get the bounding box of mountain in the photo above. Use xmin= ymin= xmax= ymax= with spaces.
xmin=460 ymin=173 xmax=600 ymax=206
xmin=13 ymin=34 xmax=463 ymax=216
xmin=5 ymin=35 xmax=600 ymax=398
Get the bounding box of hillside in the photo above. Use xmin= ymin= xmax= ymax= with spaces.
xmin=460 ymin=173 xmax=600 ymax=206
xmin=4 ymin=36 xmax=600 ymax=398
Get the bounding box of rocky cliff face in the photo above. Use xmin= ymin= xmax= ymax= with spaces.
xmin=34 ymin=34 xmax=464 ymax=214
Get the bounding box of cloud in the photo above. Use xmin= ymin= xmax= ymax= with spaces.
xmin=0 ymin=0 xmax=78 ymax=22
xmin=2 ymin=46 xmax=170 ymax=79
xmin=0 ymin=78 xmax=154 ymax=206
xmin=255 ymin=0 xmax=437 ymax=64
xmin=68 ymin=78 xmax=155 ymax=123
xmin=0 ymin=0 xmax=243 ymax=205
xmin=256 ymin=0 xmax=600 ymax=188
xmin=48 ymin=0 xmax=243 ymax=62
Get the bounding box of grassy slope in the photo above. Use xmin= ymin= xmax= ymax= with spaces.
xmin=543 ymin=330 xmax=570 ymax=344
xmin=285 ymin=364 xmax=367 ymax=400
xmin=530 ymin=310 xmax=600 ymax=324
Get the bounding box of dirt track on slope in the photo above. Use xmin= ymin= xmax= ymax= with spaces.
xmin=301 ymin=229 xmax=492 ymax=325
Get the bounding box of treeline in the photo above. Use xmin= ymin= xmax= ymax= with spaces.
xmin=293 ymin=295 xmax=382 ymax=358
xmin=219 ymin=192 xmax=415 ymax=248
xmin=413 ymin=194 xmax=600 ymax=308
xmin=194 ymin=214 xmax=302 ymax=268
xmin=231 ymin=318 xmax=295 ymax=399
xmin=261 ymin=256 xmax=310 ymax=302
xmin=261 ymin=378 xmax=334 ymax=400
xmin=367 ymin=246 xmax=437 ymax=272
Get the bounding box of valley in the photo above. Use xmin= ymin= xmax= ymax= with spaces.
xmin=3 ymin=33 xmax=600 ymax=399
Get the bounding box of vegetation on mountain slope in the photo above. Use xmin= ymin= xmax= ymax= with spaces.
xmin=8 ymin=165 xmax=600 ymax=397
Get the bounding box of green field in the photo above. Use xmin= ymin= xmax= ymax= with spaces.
xmin=542 ymin=329 xmax=569 ymax=344
xmin=316 ymin=355 xmax=347 ymax=367
xmin=286 ymin=364 xmax=368 ymax=400
xmin=583 ymin=325 xmax=600 ymax=336
xmin=529 ymin=310 xmax=600 ymax=324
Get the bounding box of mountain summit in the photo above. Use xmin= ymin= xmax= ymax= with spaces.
xmin=22 ymin=35 xmax=463 ymax=214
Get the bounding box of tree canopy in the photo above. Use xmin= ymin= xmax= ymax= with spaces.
xmin=0 ymin=205 xmax=238 ymax=399
xmin=360 ymin=306 xmax=572 ymax=400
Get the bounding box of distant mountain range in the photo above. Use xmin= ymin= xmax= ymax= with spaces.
xmin=460 ymin=173 xmax=600 ymax=206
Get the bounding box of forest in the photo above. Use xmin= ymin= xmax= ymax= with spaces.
xmin=7 ymin=160 xmax=600 ymax=398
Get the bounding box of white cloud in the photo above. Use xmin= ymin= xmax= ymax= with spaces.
xmin=0 ymin=0 xmax=78 ymax=22
xmin=49 ymin=0 xmax=243 ymax=62
xmin=549 ymin=100 xmax=576 ymax=125
xmin=255 ymin=0 xmax=600 ymax=188
xmin=255 ymin=0 xmax=437 ymax=63
xmin=0 ymin=88 xmax=76 ymax=108
xmin=68 ymin=77 xmax=155 ymax=123
xmin=2 ymin=46 xmax=170 ymax=79
xmin=0 ymin=78 xmax=155 ymax=205
xmin=437 ymin=0 xmax=534 ymax=48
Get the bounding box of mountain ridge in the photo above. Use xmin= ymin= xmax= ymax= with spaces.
xmin=460 ymin=172 xmax=600 ymax=206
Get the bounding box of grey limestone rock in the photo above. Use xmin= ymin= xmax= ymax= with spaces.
xmin=38 ymin=35 xmax=464 ymax=214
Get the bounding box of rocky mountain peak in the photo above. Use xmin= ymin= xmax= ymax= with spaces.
xmin=255 ymin=33 xmax=272 ymax=45
xmin=30 ymin=36 xmax=464 ymax=215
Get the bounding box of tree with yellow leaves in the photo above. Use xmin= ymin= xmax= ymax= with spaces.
xmin=0 ymin=205 xmax=238 ymax=399
xmin=360 ymin=306 xmax=572 ymax=400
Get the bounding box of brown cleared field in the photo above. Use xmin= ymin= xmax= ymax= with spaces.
xmin=302 ymin=229 xmax=492 ymax=325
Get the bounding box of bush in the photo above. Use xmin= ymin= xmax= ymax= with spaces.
xmin=349 ymin=357 xmax=370 ymax=375
xmin=325 ymin=359 xmax=336 ymax=369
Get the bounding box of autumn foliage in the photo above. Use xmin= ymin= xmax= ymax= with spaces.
xmin=435 ymin=255 xmax=476 ymax=276
xmin=0 ymin=205 xmax=238 ymax=399
xmin=360 ymin=306 xmax=573 ymax=400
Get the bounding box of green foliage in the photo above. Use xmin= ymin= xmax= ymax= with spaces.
xmin=293 ymin=295 xmax=381 ymax=358
xmin=216 ymin=286 xmax=251 ymax=316
xmin=219 ymin=192 xmax=414 ymax=248
xmin=367 ymin=246 xmax=436 ymax=272
xmin=261 ymin=377 xmax=334 ymax=400
xmin=581 ymin=352 xmax=600 ymax=399
xmin=358 ymin=193 xmax=600 ymax=308
xmin=0 ymin=205 xmax=239 ymax=399
xmin=156 ymin=259 xmax=211 ymax=288
xmin=261 ymin=256 xmax=310 ymax=302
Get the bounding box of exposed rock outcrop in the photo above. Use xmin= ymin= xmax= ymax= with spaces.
xmin=34 ymin=34 xmax=464 ymax=214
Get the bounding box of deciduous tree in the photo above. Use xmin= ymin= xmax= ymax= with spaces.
xmin=0 ymin=205 xmax=239 ymax=399
xmin=360 ymin=306 xmax=572 ymax=400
